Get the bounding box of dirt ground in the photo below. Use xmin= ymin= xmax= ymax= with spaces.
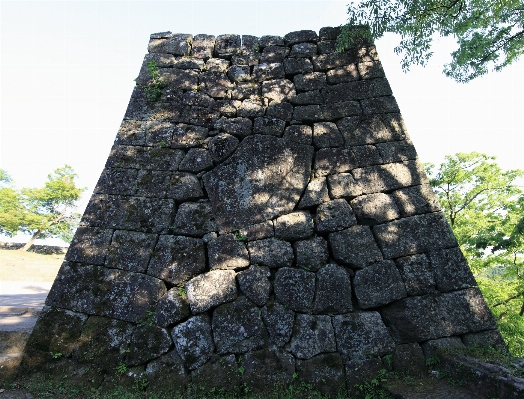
xmin=0 ymin=250 xmax=63 ymax=282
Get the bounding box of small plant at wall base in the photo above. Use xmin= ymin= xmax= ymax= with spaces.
xmin=143 ymin=60 xmax=165 ymax=102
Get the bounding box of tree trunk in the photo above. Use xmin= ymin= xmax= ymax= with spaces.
xmin=19 ymin=230 xmax=42 ymax=252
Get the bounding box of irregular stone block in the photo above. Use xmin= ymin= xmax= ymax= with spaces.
xmin=337 ymin=115 xmax=405 ymax=146
xmin=354 ymin=260 xmax=407 ymax=308
xmin=290 ymin=90 xmax=324 ymax=105
xmin=261 ymin=299 xmax=295 ymax=347
xmin=319 ymin=26 xmax=341 ymax=41
xmin=227 ymin=65 xmax=251 ymax=82
xmin=352 ymin=160 xmax=426 ymax=194
xmin=261 ymin=45 xmax=290 ymax=63
xmin=428 ymin=247 xmax=477 ymax=292
xmin=284 ymin=30 xmax=318 ymax=45
xmin=262 ymin=79 xmax=296 ymax=103
xmin=321 ymin=101 xmax=362 ymax=120
xmin=392 ymin=343 xmax=426 ymax=376
xmin=361 ymin=96 xmax=400 ymax=114
xmin=95 ymin=167 xmax=138 ymax=196
xmin=290 ymin=43 xmax=317 ymax=58
xmin=298 ymin=177 xmax=330 ymax=208
xmin=126 ymin=325 xmax=172 ymax=366
xmin=159 ymin=68 xmax=198 ymax=91
xmin=312 ymin=52 xmax=357 ymax=71
xmin=179 ymin=148 xmax=214 ymax=173
xmin=333 ymin=312 xmax=395 ymax=360
xmin=392 ymin=184 xmax=441 ymax=217
xmin=358 ymin=60 xmax=385 ymax=79
xmin=167 ymin=172 xmax=204 ymax=201
xmin=327 ymin=173 xmax=363 ymax=198
xmin=329 ymin=225 xmax=383 ymax=268
xmin=212 ymin=296 xmax=269 ymax=354
xmin=274 ymin=267 xmax=315 ymax=312
xmin=296 ymin=353 xmax=345 ymax=396
xmin=313 ymin=263 xmax=353 ymax=314
xmin=242 ymin=347 xmax=295 ymax=393
xmin=350 ymin=145 xmax=383 ymax=168
xmin=350 ymin=193 xmax=400 ymax=225
xmin=461 ymin=330 xmax=508 ymax=353
xmin=185 ymin=270 xmax=237 ymax=314
xmin=237 ymin=98 xmax=265 ymax=118
xmin=214 ymin=116 xmax=252 ymax=138
xmin=107 ymin=144 xmax=184 ymax=171
xmin=373 ymin=213 xmax=458 ymax=259
xmin=208 ymin=234 xmax=250 ymax=270
xmin=146 ymin=351 xmax=190 ymax=395
xmin=192 ymin=34 xmax=215 ymax=59
xmin=316 ymin=199 xmax=357 ymax=233
xmin=171 ymin=123 xmax=208 ymax=149
xmin=134 ymin=169 xmax=169 ymax=197
xmin=376 ymin=140 xmax=417 ymax=163
xmin=252 ymin=62 xmax=285 ymax=82
xmin=318 ymin=40 xmax=336 ymax=54
xmin=314 ymin=148 xmax=355 ymax=177
xmin=322 ymin=79 xmax=392 ymax=103
xmin=294 ymin=237 xmax=329 ymax=271
xmin=212 ymin=99 xmax=240 ymax=116
xmin=283 ymin=125 xmax=313 ymax=146
xmin=381 ymin=288 xmax=497 ymax=343
xmin=174 ymin=57 xmax=205 ymax=70
xmin=203 ymin=135 xmax=313 ymax=232
xmin=105 ymin=230 xmax=157 ymax=272
xmin=199 ymin=71 xmax=233 ymax=98
xmin=274 ymin=211 xmax=314 ymax=240
xmin=294 ymin=72 xmax=326 ymax=91
xmin=395 ymin=254 xmax=437 ymax=296
xmin=238 ymin=221 xmax=274 ymax=241
xmin=345 ymin=358 xmax=384 ymax=397
xmin=172 ymin=201 xmax=217 ymax=237
xmin=237 ymin=265 xmax=271 ymax=306
xmin=116 ymin=119 xmax=146 ymax=145
xmin=171 ymin=314 xmax=214 ymax=370
xmin=66 ymin=227 xmax=113 ymax=265
xmin=214 ymin=34 xmax=241 ymax=57
xmin=253 ymin=116 xmax=286 ymax=136
xmin=148 ymin=34 xmax=192 ymax=56
xmin=248 ymin=238 xmax=294 ymax=268
xmin=46 ymin=263 xmax=166 ymax=323
xmin=153 ymin=288 xmax=190 ymax=327
xmin=289 ymin=314 xmax=336 ymax=359
xmin=148 ymin=235 xmax=206 ymax=285
xmin=420 ymin=337 xmax=465 ymax=358
xmin=191 ymin=354 xmax=242 ymax=394
xmin=204 ymin=58 xmax=230 ymax=73
xmin=292 ymin=105 xmax=323 ymax=122
xmin=284 ymin=58 xmax=314 ymax=75
xmin=312 ymin=122 xmax=344 ymax=149
xmin=326 ymin=64 xmax=359 ymax=84
xmin=266 ymin=102 xmax=294 ymax=121
xmin=259 ymin=35 xmax=284 ymax=47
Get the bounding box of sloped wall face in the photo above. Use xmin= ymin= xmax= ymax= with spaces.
xmin=23 ymin=28 xmax=504 ymax=394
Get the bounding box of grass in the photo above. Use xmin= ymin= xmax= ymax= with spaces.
xmin=0 ymin=249 xmax=63 ymax=282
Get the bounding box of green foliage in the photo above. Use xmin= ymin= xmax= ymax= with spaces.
xmin=354 ymin=369 xmax=392 ymax=399
xmin=144 ymin=60 xmax=165 ymax=102
xmin=338 ymin=0 xmax=524 ymax=82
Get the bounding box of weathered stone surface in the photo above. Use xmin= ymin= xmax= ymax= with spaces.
xmin=290 ymin=90 xmax=323 ymax=105
xmin=241 ymin=347 xmax=295 ymax=393
xmin=185 ymin=270 xmax=237 ymax=314
xmin=312 ymin=52 xmax=356 ymax=71
xmin=153 ymin=288 xmax=190 ymax=327
xmin=171 ymin=314 xmax=214 ymax=370
xmin=350 ymin=144 xmax=383 ymax=168
xmin=289 ymin=314 xmax=336 ymax=359
xmin=429 ymin=248 xmax=477 ymax=293
xmin=354 ymin=260 xmax=407 ymax=309
xmin=203 ymin=135 xmax=314 ymax=232
xmin=274 ymin=267 xmax=315 ymax=312
xmin=316 ymin=199 xmax=357 ymax=233
xmin=337 ymin=114 xmax=406 ymax=146
xmin=296 ymin=353 xmax=345 ymax=396
xmin=352 ymin=160 xmax=426 ymax=195
xmin=66 ymin=227 xmax=113 ymax=265
xmin=261 ymin=45 xmax=290 ymax=63
xmin=171 ymin=201 xmax=216 ymax=237
xmin=227 ymin=65 xmax=251 ymax=82
xmin=314 ymin=148 xmax=354 ymax=176
xmin=313 ymin=263 xmax=353 ymax=314
xmin=252 ymin=62 xmax=285 ymax=82
xmin=350 ymin=193 xmax=400 ymax=225
xmin=199 ymin=72 xmax=233 ymax=98
xmin=213 ymin=99 xmax=240 ymax=116
xmin=461 ymin=330 xmax=508 ymax=353
xmin=205 ymin=58 xmax=230 ymax=72
xmin=237 ymin=265 xmax=271 ymax=306
xmin=134 ymin=169 xmax=169 ymax=197
xmin=333 ymin=312 xmax=395 ymax=360
xmin=323 ymin=79 xmax=392 ymax=103
xmin=171 ymin=123 xmax=208 ymax=148
xmin=298 ymin=177 xmax=330 ymax=208
xmin=159 ymin=68 xmax=198 ymax=91
xmin=106 ymin=145 xmax=184 ymax=171
xmin=285 ymin=30 xmax=318 ymax=45
xmin=317 ymin=40 xmax=336 ymax=54
xmin=283 ymin=125 xmax=313 ymax=146
xmin=326 ymin=64 xmax=359 ymax=84
xmin=208 ymin=234 xmax=250 ymax=270
xmin=420 ymin=337 xmax=465 ymax=358
xmin=266 ymin=102 xmax=294 ymax=121
xmin=174 ymin=57 xmax=205 ymax=70
xmin=192 ymin=34 xmax=215 ymax=59
xmin=261 ymin=299 xmax=295 ymax=347
xmin=312 ymin=122 xmax=344 ymax=149
xmin=238 ymin=220 xmax=274 ymax=241
xmin=148 ymin=34 xmax=192 ymax=56
xmin=294 ymin=72 xmax=326 ymax=92
xmin=274 ymin=211 xmax=314 ymax=240
xmin=248 ymin=238 xmax=293 ymax=268
xmin=105 ymin=230 xmax=157 ymax=272
xmin=327 ymin=173 xmax=363 ymax=198
xmin=168 ymin=172 xmax=204 ymax=201
xmin=259 ymin=35 xmax=284 ymax=47
xmin=373 ymin=213 xmax=458 ymax=259
xmin=395 ymin=254 xmax=437 ymax=296
xmin=179 ymin=148 xmax=214 ymax=172
xmin=146 ymin=351 xmax=190 ymax=395
xmin=382 ymin=288 xmax=497 ymax=343
xmin=294 ymin=237 xmax=329 ymax=271
xmin=392 ymin=184 xmax=441 ymax=217
xmin=253 ymin=116 xmax=286 ymax=136
xmin=214 ymin=34 xmax=241 ymax=57
xmin=191 ymin=354 xmax=242 ymax=394
xmin=284 ymin=57 xmax=314 ymax=75
xmin=345 ymin=358 xmax=384 ymax=396
xmin=212 ymin=296 xmax=269 ymax=354
xmin=126 ymin=325 xmax=172 ymax=366
xmin=262 ymin=79 xmax=296 ymax=102
xmin=376 ymin=140 xmax=417 ymax=163
xmin=329 ymin=225 xmax=383 ymax=268
xmin=148 ymin=235 xmax=206 ymax=284
xmin=361 ymin=96 xmax=400 ymax=114
xmin=292 ymin=105 xmax=323 ymax=122
xmin=231 ymin=81 xmax=259 ymax=100
xmin=321 ymin=101 xmax=362 ymax=120
xmin=95 ymin=167 xmax=138 ymax=196
xmin=47 ymin=263 xmax=166 ymax=323
xmin=214 ymin=116 xmax=252 ymax=138
xmin=290 ymin=42 xmax=317 ymax=58
xmin=237 ymin=98 xmax=265 ymax=118
xmin=392 ymin=343 xmax=426 ymax=376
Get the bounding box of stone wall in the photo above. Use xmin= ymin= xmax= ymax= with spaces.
xmin=21 ymin=28 xmax=505 ymax=395
xmin=0 ymin=242 xmax=67 ymax=255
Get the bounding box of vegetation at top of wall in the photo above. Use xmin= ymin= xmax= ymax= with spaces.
xmin=337 ymin=0 xmax=524 ymax=82
xmin=144 ymin=60 xmax=166 ymax=102
xmin=425 ymin=152 xmax=524 ymax=355
xmin=0 ymin=165 xmax=85 ymax=251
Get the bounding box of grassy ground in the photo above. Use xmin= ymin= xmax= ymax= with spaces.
xmin=0 ymin=249 xmax=63 ymax=282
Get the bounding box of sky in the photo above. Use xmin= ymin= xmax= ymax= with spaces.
xmin=1 ymin=0 xmax=524 ymax=244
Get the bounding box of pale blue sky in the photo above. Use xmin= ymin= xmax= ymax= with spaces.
xmin=1 ymin=0 xmax=524 ymax=244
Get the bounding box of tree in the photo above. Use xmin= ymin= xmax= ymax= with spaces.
xmin=0 ymin=165 xmax=86 ymax=251
xmin=338 ymin=0 xmax=524 ymax=82
xmin=425 ymin=153 xmax=524 ymax=354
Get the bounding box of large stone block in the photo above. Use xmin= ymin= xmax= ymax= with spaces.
xmin=336 ymin=114 xmax=405 ymax=146
xmin=428 ymin=247 xmax=477 ymax=293
xmin=284 ymin=30 xmax=318 ymax=45
xmin=329 ymin=225 xmax=383 ymax=268
xmin=392 ymin=184 xmax=441 ymax=217
xmin=167 ymin=172 xmax=204 ymax=201
xmin=126 ymin=325 xmax=172 ymax=366
xmin=203 ymin=135 xmax=314 ymax=232
xmin=327 ymin=173 xmax=363 ymax=198
xmin=350 ymin=193 xmax=400 ymax=225
xmin=261 ymin=79 xmax=296 ymax=102
xmin=146 ymin=351 xmax=190 ymax=396
xmin=248 ymin=238 xmax=294 ymax=268
xmin=312 ymin=122 xmax=344 ymax=149
xmin=253 ymin=116 xmax=286 ymax=136
xmin=66 ymin=227 xmax=113 ymax=265
xmin=237 ymin=265 xmax=271 ymax=306
xmin=252 ymin=62 xmax=285 ymax=82
xmin=274 ymin=267 xmax=315 ymax=312
xmin=214 ymin=116 xmax=252 ymax=138
xmin=94 ymin=167 xmax=138 ymax=196
xmin=171 ymin=201 xmax=217 ymax=237
xmin=316 ymin=199 xmax=357 ymax=233
xmin=208 ymin=233 xmax=249 ymax=271
xmin=171 ymin=314 xmax=214 ymax=370
xmin=185 ymin=270 xmax=237 ymax=314
xmin=153 ymin=288 xmax=190 ymax=328
xmin=241 ymin=347 xmax=295 ymax=393
xmin=298 ymin=177 xmax=330 ymax=208
xmin=105 ymin=230 xmax=157 ymax=272
xmin=284 ymin=58 xmax=314 ymax=75
xmin=274 ymin=211 xmax=314 ymax=240
xmin=395 ymin=254 xmax=437 ymax=296
xmin=296 ymin=353 xmax=346 ymax=397
xmin=106 ymin=144 xmax=184 ymax=171
xmin=214 ymin=34 xmax=241 ymax=57
xmin=171 ymin=123 xmax=208 ymax=148
xmin=261 ymin=299 xmax=295 ymax=347
xmin=260 ymin=45 xmax=290 ymax=63
xmin=294 ymin=237 xmax=329 ymax=272
xmin=148 ymin=34 xmax=192 ymax=55
xmin=191 ymin=354 xmax=242 ymax=394
xmin=314 ymin=148 xmax=355 ymax=176
xmin=289 ymin=314 xmax=336 ymax=359
xmin=313 ymin=263 xmax=353 ymax=314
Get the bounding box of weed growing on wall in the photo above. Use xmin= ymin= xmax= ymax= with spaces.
xmin=144 ymin=60 xmax=165 ymax=102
